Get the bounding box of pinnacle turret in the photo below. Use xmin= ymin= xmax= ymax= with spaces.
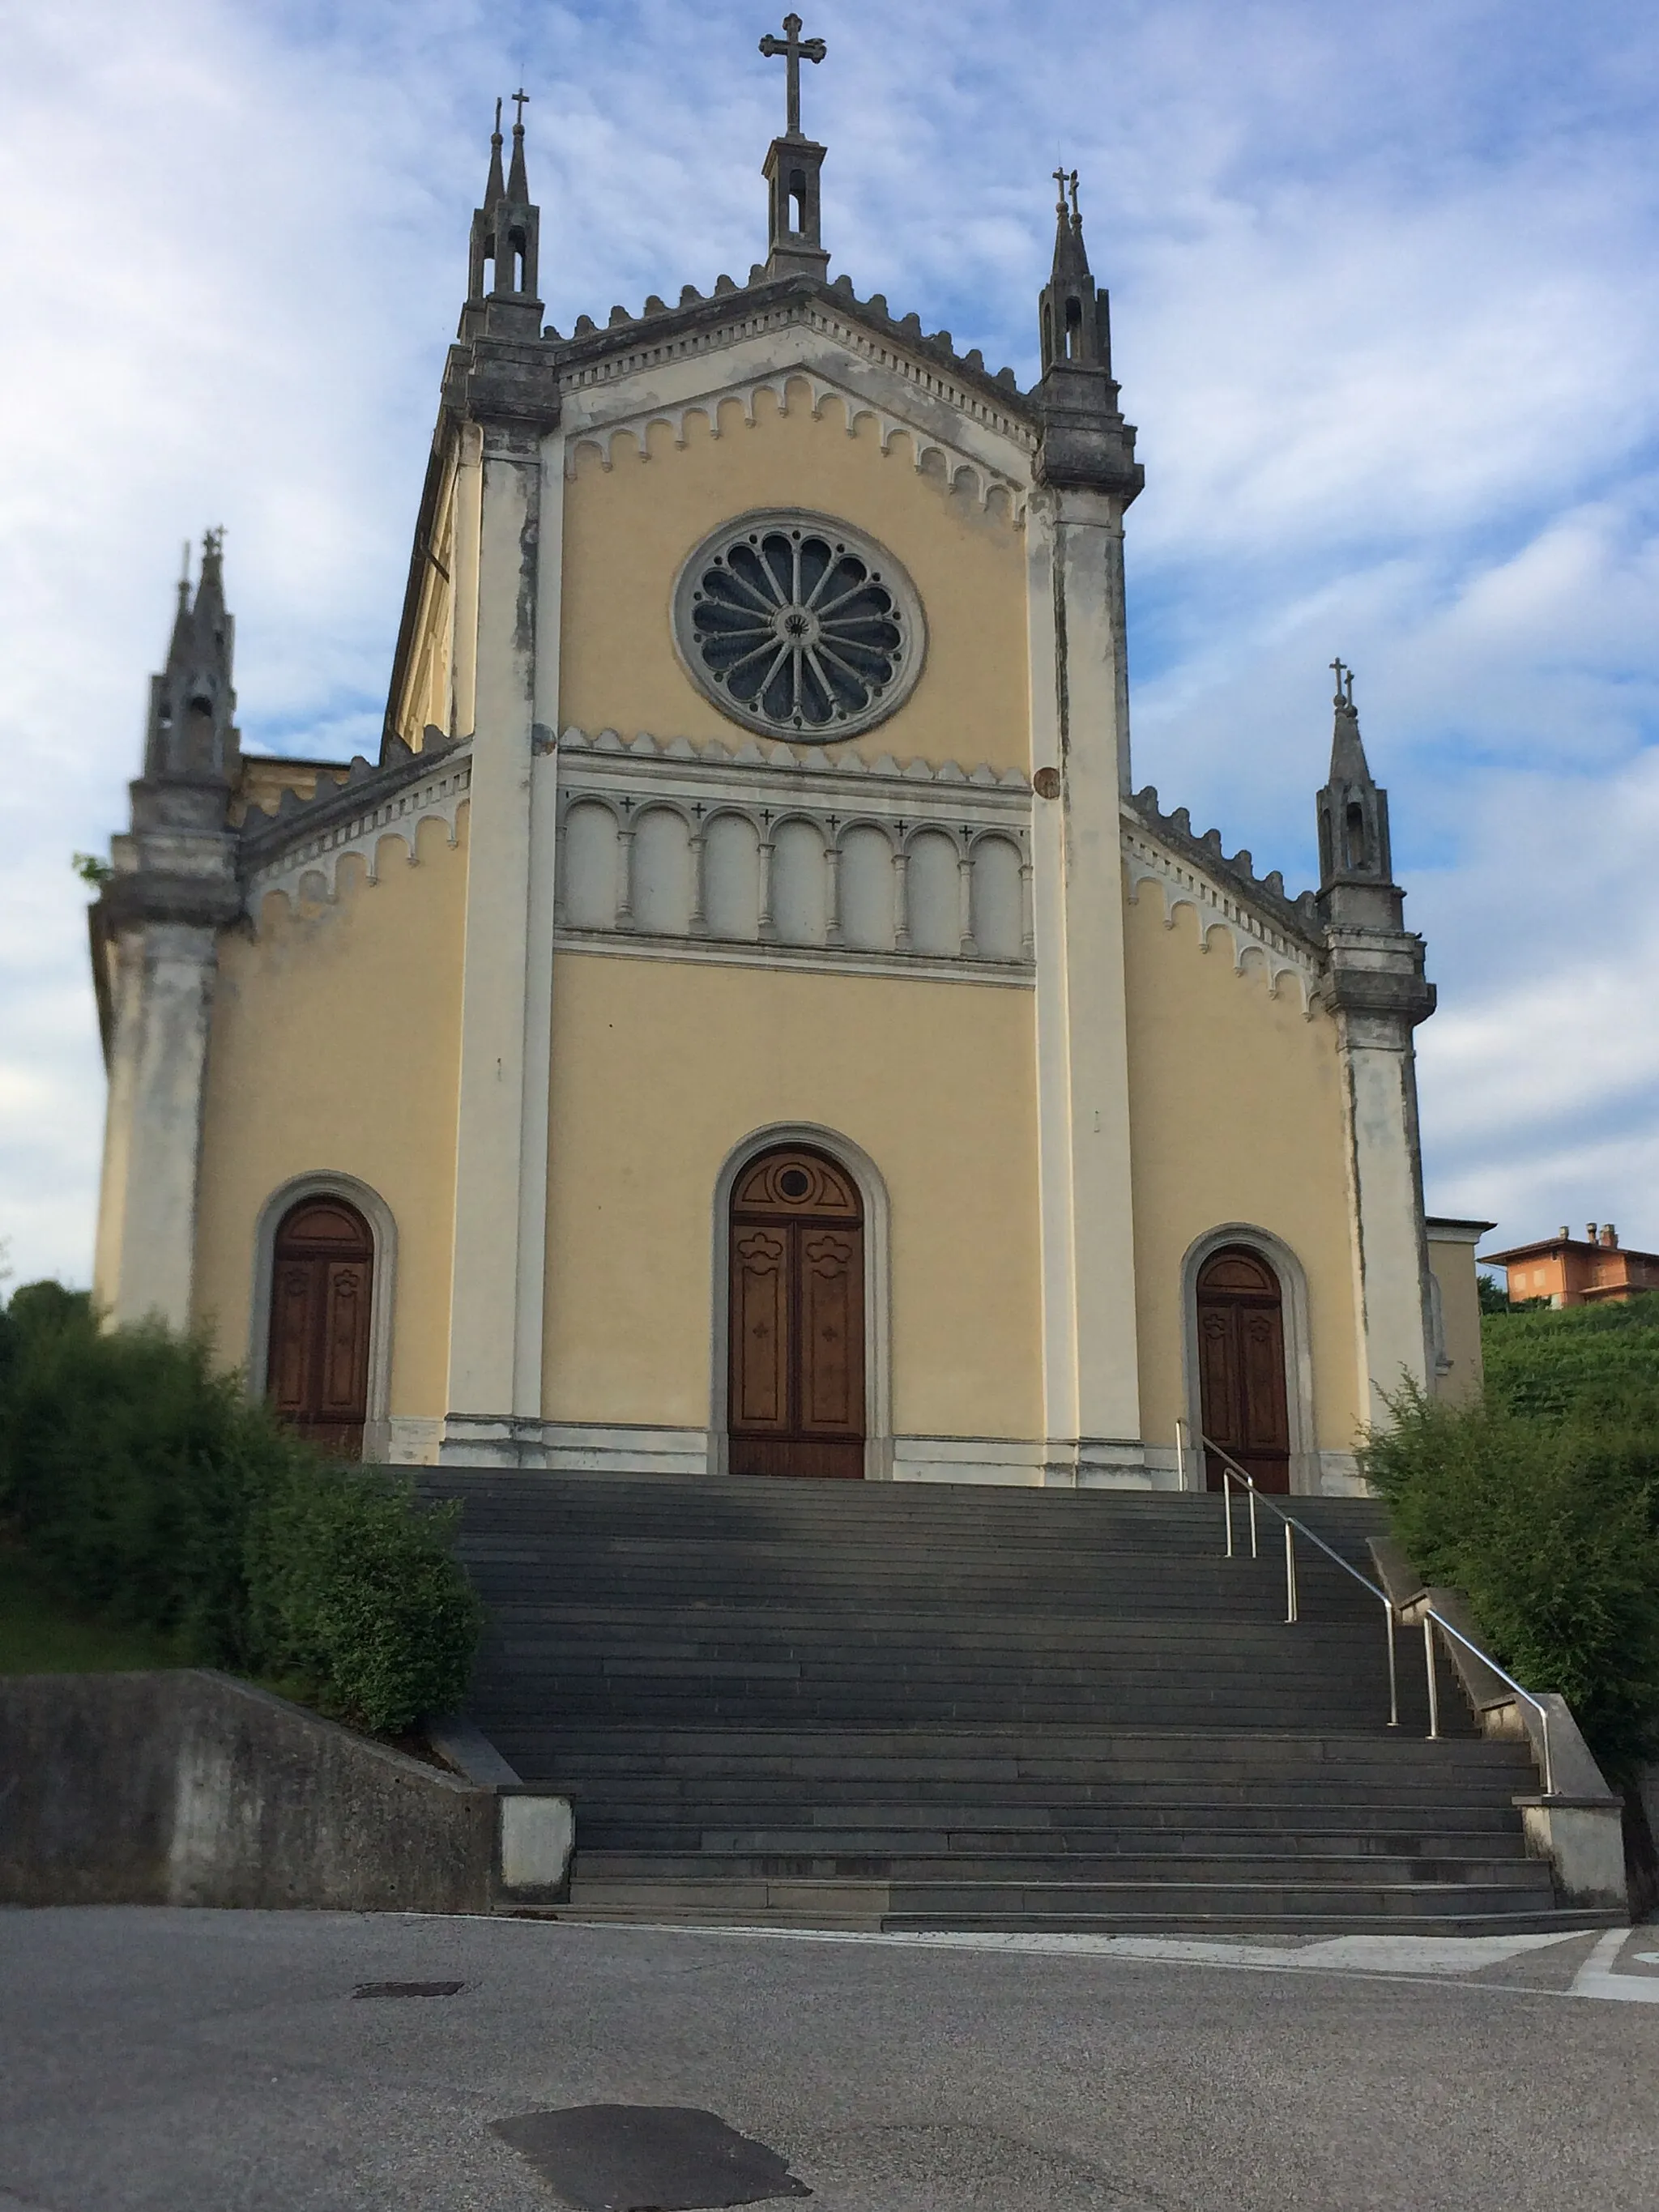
xmin=760 ymin=14 xmax=830 ymax=279
xmin=483 ymin=99 xmax=506 ymax=211
xmin=143 ymin=530 xmax=237 ymax=786
xmin=1038 ymin=168 xmax=1110 ymax=376
xmin=463 ymin=92 xmax=542 ymax=338
xmin=1316 ymin=662 xmax=1399 ymax=919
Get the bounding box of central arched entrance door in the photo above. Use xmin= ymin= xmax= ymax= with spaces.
xmin=267 ymin=1196 xmax=374 ymax=1460
xmin=727 ymin=1146 xmax=865 ymax=1479
xmin=1196 ymin=1244 xmax=1292 ymax=1494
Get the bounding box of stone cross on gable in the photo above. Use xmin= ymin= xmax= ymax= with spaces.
xmin=760 ymin=13 xmax=826 ymax=139
xmin=1330 ymin=657 xmax=1355 ymax=708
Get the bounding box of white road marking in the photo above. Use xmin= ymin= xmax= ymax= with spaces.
xmin=407 ymin=1911 xmax=1657 ymax=2002
xmin=1568 ymin=1927 xmax=1659 ymax=2004
xmin=549 ymin=1918 xmax=1597 ymax=1980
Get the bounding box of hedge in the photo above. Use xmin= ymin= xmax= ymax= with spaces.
xmin=0 ymin=1285 xmax=481 ymax=1735
xmin=1363 ymin=1297 xmax=1659 ymax=1773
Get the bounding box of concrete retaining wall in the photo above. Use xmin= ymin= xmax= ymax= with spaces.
xmin=0 ymin=1671 xmax=569 ymax=1912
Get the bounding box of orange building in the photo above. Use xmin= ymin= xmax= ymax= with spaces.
xmin=1488 ymin=1223 xmax=1659 ymax=1308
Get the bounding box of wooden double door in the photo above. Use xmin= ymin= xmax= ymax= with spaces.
xmin=1196 ymin=1244 xmax=1292 ymax=1494
xmin=267 ymin=1196 xmax=374 ymax=1460
xmin=728 ymin=1147 xmax=865 ymax=1479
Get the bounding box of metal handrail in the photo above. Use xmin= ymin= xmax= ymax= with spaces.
xmin=1196 ymin=1430 xmax=1397 ymax=1729
xmin=1193 ymin=1427 xmax=1555 ymax=1791
xmin=1416 ymin=1605 xmax=1557 ymax=1797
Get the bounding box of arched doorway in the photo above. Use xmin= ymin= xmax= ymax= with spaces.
xmin=267 ymin=1196 xmax=375 ymax=1460
xmin=1196 ymin=1244 xmax=1291 ymax=1494
xmin=727 ymin=1145 xmax=865 ymax=1478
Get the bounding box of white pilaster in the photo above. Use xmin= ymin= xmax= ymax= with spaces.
xmin=517 ymin=428 xmax=565 ymax=1432
xmin=94 ymin=921 xmax=219 ymax=1330
xmin=442 ymin=421 xmax=548 ymax=1463
xmin=1029 ymin=488 xmax=1142 ymax=1481
xmin=1337 ymin=1004 xmax=1434 ymax=1420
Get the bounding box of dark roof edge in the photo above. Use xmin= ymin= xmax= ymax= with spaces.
xmin=545 ymin=269 xmax=1039 ymax=423
xmin=1126 ymin=785 xmax=1325 ymax=954
xmin=382 ymin=425 xmax=456 ymax=762
xmin=238 ymin=728 xmax=463 ymax=871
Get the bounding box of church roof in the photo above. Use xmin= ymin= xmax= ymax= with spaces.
xmin=1128 ymin=785 xmax=1324 ymax=955
xmin=540 ymin=266 xmax=1037 ymax=415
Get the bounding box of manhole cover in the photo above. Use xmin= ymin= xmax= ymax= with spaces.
xmin=492 ymin=2104 xmax=811 ymax=2210
xmin=352 ymin=1980 xmax=467 ymax=2000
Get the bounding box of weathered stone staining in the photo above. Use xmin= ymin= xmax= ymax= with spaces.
xmin=85 ymin=28 xmax=1462 ymax=1491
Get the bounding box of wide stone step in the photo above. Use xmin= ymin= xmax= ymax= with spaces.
xmin=570 ymin=1801 xmax=1531 ymax=1839
xmin=586 ymin=1823 xmax=1533 ymax=1859
xmin=561 ymin=1873 xmax=1566 ymax=1921
xmin=429 ymin=1471 xmax=1557 ymax=1933
xmin=574 ymin=1848 xmax=1548 ymax=1886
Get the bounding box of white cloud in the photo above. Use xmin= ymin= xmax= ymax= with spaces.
xmin=1 ymin=0 xmax=1656 ymax=1281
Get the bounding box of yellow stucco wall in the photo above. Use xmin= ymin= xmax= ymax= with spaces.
xmin=1428 ymin=1237 xmax=1485 ymax=1404
xmin=559 ymin=381 xmax=1029 ymax=774
xmin=391 ymin=447 xmax=458 ymax=748
xmin=544 ymin=952 xmax=1043 ymax=1441
xmin=192 ymin=808 xmax=467 ymax=1415
xmin=1122 ymin=881 xmax=1365 ymax=1455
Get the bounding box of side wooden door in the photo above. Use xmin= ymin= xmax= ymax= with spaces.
xmin=267 ymin=1197 xmax=374 ymax=1460
xmin=1196 ymin=1245 xmax=1292 ymax=1494
xmin=728 ymin=1149 xmax=865 ymax=1479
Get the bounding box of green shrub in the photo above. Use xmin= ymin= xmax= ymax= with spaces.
xmin=0 ymin=1285 xmax=480 ymax=1733
xmin=249 ymin=1464 xmax=481 ymax=1735
xmin=1363 ymin=1376 xmax=1659 ymax=1771
xmin=1481 ymin=1293 xmax=1659 ymax=1426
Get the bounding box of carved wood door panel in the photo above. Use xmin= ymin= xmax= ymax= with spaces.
xmin=1196 ymin=1245 xmax=1291 ymax=1494
xmin=267 ymin=1197 xmax=373 ymax=1460
xmin=728 ymin=1149 xmax=865 ymax=1479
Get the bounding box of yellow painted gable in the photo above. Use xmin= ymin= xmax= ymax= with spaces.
xmin=559 ymin=379 xmax=1029 ymax=772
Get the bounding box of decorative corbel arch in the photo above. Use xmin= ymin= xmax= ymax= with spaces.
xmin=247 ymin=1171 xmax=399 ymax=1462
xmin=708 ymin=1122 xmax=893 ymax=1481
xmin=1178 ymin=1222 xmax=1319 ymax=1496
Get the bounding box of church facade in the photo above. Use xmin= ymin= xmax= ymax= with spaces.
xmin=87 ymin=50 xmax=1478 ymax=1490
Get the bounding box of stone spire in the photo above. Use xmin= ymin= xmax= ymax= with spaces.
xmin=1038 ymin=168 xmax=1111 ymax=373
xmin=759 ymin=14 xmax=830 ymax=279
xmin=1307 ymin=660 xmax=1437 ymax=1417
xmin=1032 ymin=170 xmax=1141 ymax=497
xmin=463 ymin=92 xmax=543 ymax=339
xmin=143 ymin=531 xmax=238 ymax=787
xmin=1316 ymin=660 xmax=1397 ymax=917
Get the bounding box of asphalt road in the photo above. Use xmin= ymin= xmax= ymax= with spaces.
xmin=2 ymin=1910 xmax=1657 ymax=2211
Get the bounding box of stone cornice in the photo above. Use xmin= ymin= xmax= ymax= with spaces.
xmin=549 ymin=271 xmax=1037 ymax=433
xmin=1120 ymin=799 xmax=1324 ymax=1013
xmin=558 ymin=725 xmax=1031 ymax=810
xmin=1126 ymin=786 xmax=1324 ymax=953
xmin=238 ymin=735 xmax=471 ymax=913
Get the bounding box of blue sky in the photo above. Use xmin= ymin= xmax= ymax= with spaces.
xmin=2 ymin=0 xmax=1656 ymax=1286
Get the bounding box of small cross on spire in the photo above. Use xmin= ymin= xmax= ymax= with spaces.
xmin=760 ymin=13 xmax=826 ymax=139
xmin=1331 ymin=657 xmax=1356 ymax=708
xmin=511 ymin=87 xmax=530 ymax=126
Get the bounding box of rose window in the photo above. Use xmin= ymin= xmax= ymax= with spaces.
xmin=673 ymin=511 xmax=925 ymax=741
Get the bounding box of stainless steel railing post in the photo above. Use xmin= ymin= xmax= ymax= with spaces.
xmin=1247 ymin=1483 xmax=1259 ymax=1560
xmin=1423 ymin=1617 xmax=1440 ymax=1741
xmin=1384 ymin=1598 xmax=1399 ymax=1727
xmin=1222 ymin=1468 xmax=1235 ymax=1558
xmin=1284 ymin=1519 xmax=1299 ymax=1623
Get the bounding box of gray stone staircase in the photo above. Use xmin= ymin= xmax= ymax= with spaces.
xmin=429 ymin=1470 xmax=1614 ymax=1934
